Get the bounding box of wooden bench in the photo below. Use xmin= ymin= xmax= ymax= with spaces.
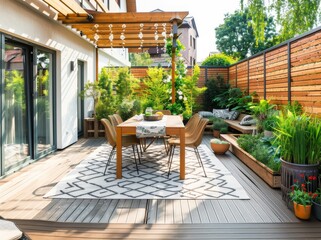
xmin=223 ymin=113 xmax=257 ymax=134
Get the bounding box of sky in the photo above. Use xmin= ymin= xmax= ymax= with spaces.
xmin=136 ymin=0 xmax=241 ymax=62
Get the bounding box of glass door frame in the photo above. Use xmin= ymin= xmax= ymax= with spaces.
xmin=0 ymin=33 xmax=57 ymax=176
xmin=77 ymin=60 xmax=84 ymax=137
xmin=32 ymin=47 xmax=57 ymax=160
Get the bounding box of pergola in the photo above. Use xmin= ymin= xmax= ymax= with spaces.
xmin=38 ymin=0 xmax=189 ymax=103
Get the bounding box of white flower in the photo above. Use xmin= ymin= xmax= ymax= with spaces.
xmin=184 ymin=97 xmax=187 ymax=101
xmin=177 ymin=90 xmax=182 ymax=95
xmin=179 ymin=96 xmax=183 ymax=100
xmin=169 ymin=96 xmax=172 ymax=100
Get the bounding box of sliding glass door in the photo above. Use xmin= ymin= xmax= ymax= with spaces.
xmin=1 ymin=37 xmax=56 ymax=175
xmin=3 ymin=41 xmax=30 ymax=172
xmin=34 ymin=49 xmax=55 ymax=158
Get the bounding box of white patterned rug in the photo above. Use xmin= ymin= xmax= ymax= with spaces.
xmin=44 ymin=143 xmax=249 ymax=200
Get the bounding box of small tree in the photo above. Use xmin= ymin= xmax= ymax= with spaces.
xmin=204 ymin=75 xmax=230 ymax=111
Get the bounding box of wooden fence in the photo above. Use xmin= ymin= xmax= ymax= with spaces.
xmin=128 ymin=26 xmax=321 ymax=115
xmin=229 ymin=26 xmax=321 ymax=115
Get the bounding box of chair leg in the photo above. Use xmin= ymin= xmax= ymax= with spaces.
xmin=163 ymin=137 xmax=168 ymax=154
xmin=132 ymin=145 xmax=139 ymax=174
xmin=104 ymin=146 xmax=115 ymax=175
xmin=194 ymin=147 xmax=207 ymax=177
xmin=167 ymin=145 xmax=176 ymax=177
xmin=135 ymin=144 xmax=141 ymax=164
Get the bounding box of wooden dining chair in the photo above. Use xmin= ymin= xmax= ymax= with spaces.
xmin=185 ymin=113 xmax=202 ymax=138
xmin=167 ymin=118 xmax=209 ymax=177
xmin=101 ymin=118 xmax=140 ymax=175
xmin=108 ymin=115 xmax=118 ymax=128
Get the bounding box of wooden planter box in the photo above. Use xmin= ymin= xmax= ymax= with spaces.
xmin=221 ymin=134 xmax=281 ymax=188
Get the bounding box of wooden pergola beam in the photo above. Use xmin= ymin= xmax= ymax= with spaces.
xmin=58 ymin=0 xmax=87 ymax=15
xmin=92 ymin=0 xmax=109 ymax=13
xmin=58 ymin=11 xmax=188 ymax=24
xmin=126 ymin=0 xmax=137 ymax=12
xmin=42 ymin=0 xmax=71 ymax=16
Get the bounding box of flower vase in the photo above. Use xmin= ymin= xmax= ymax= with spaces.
xmin=293 ymin=202 xmax=311 ymax=220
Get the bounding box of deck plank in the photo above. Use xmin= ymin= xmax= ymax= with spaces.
xmin=12 ymin=220 xmax=321 ymax=240
xmin=0 ymin=137 xmax=301 ymax=224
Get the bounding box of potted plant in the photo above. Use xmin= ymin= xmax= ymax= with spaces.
xmin=312 ymin=186 xmax=321 ymax=221
xmin=210 ymin=138 xmax=230 ymax=155
xmin=212 ymin=117 xmax=228 ymax=138
xmin=262 ymin=112 xmax=278 ymax=137
xmin=274 ymin=111 xmax=321 ymax=203
xmin=248 ymin=99 xmax=276 ymax=133
xmin=289 ymin=175 xmax=318 ymax=220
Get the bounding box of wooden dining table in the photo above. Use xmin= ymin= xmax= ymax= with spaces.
xmin=116 ymin=115 xmax=186 ymax=180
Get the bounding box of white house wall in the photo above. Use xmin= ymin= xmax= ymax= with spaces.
xmin=0 ymin=0 xmax=128 ymax=149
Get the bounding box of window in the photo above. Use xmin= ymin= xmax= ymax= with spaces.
xmin=190 ymin=35 xmax=193 ymax=47
xmin=115 ymin=0 xmax=120 ymax=7
xmin=190 ymin=57 xmax=193 ymax=66
xmin=193 ymin=38 xmax=196 ymax=49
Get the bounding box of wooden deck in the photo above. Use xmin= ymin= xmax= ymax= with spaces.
xmin=1 ymin=135 xmax=320 ymax=239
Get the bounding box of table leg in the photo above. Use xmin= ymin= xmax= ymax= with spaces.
xmin=179 ymin=128 xmax=185 ymax=180
xmin=116 ymin=126 xmax=122 ymax=179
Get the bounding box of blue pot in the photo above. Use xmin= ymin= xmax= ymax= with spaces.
xmin=312 ymin=201 xmax=321 ymax=221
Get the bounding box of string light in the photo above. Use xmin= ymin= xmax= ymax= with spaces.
xmin=154 ymin=23 xmax=159 ymax=53
xmin=138 ymin=23 xmax=144 ymax=49
xmin=109 ymin=24 xmax=113 ymax=51
xmin=93 ymin=24 xmax=100 ymax=48
xmin=120 ymin=24 xmax=126 ymax=50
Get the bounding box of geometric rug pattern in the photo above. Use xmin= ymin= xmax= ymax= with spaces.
xmin=44 ymin=143 xmax=249 ymax=200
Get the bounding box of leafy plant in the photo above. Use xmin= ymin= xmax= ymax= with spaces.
xmin=79 ymin=81 xmax=102 ymax=116
xmin=201 ymin=53 xmax=237 ymax=66
xmin=117 ymin=99 xmax=141 ymax=121
xmin=237 ymin=134 xmax=281 ymax=171
xmin=262 ymin=112 xmax=279 ymax=131
xmin=210 ymin=139 xmax=229 ymax=144
xmin=248 ymin=99 xmax=276 ymax=132
xmin=141 ymin=67 xmax=170 ymax=111
xmin=289 ymin=175 xmax=318 ymax=206
xmin=283 ymin=100 xmax=303 ymax=115
xmin=203 ymin=75 xmax=230 ymax=111
xmin=115 ymin=67 xmax=139 ymax=104
xmin=214 ymin=87 xmax=254 ymax=113
xmin=274 ymin=111 xmax=321 ymax=165
xmin=211 ymin=117 xmax=228 ymax=131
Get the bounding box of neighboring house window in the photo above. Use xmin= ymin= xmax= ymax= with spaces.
xmin=190 ymin=35 xmax=193 ymax=47
xmin=193 ymin=37 xmax=196 ymax=49
xmin=107 ymin=0 xmax=110 ymax=10
xmin=115 ymin=0 xmax=120 ymax=7
xmin=190 ymin=57 xmax=193 ymax=66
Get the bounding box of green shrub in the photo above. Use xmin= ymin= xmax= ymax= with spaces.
xmin=201 ymin=53 xmax=236 ymax=67
xmin=237 ymin=134 xmax=281 ymax=171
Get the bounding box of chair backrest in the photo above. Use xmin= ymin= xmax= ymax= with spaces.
xmin=109 ymin=115 xmax=118 ymax=127
xmin=185 ymin=113 xmax=201 ymax=133
xmin=191 ymin=118 xmax=209 ymax=148
xmin=113 ymin=114 xmax=123 ymax=125
xmin=101 ymin=118 xmax=116 ymax=147
xmin=153 ymin=109 xmax=171 ymax=115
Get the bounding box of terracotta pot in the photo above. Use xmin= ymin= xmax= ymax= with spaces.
xmin=312 ymin=201 xmax=321 ymax=221
xmin=293 ymin=202 xmax=311 ymax=220
xmin=213 ymin=130 xmax=220 ymax=138
xmin=210 ymin=142 xmax=230 ymax=155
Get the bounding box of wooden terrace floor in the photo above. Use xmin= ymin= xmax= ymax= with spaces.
xmin=1 ymin=135 xmax=320 ymax=239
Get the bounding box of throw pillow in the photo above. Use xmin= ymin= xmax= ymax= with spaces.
xmin=213 ymin=109 xmax=229 ymax=119
xmin=198 ymin=111 xmax=214 ymax=118
xmin=239 ymin=115 xmax=256 ymax=126
xmin=227 ymin=110 xmax=240 ymax=120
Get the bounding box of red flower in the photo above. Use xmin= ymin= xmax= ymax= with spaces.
xmin=309 ymin=192 xmax=313 ymax=196
xmin=308 ymin=176 xmax=313 ymax=181
xmin=313 ymin=176 xmax=317 ymax=181
xmin=299 ymin=173 xmax=305 ymax=178
xmin=312 ymin=193 xmax=318 ymax=199
xmin=294 ymin=179 xmax=298 ymax=183
xmin=301 ymin=183 xmax=306 ymax=188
